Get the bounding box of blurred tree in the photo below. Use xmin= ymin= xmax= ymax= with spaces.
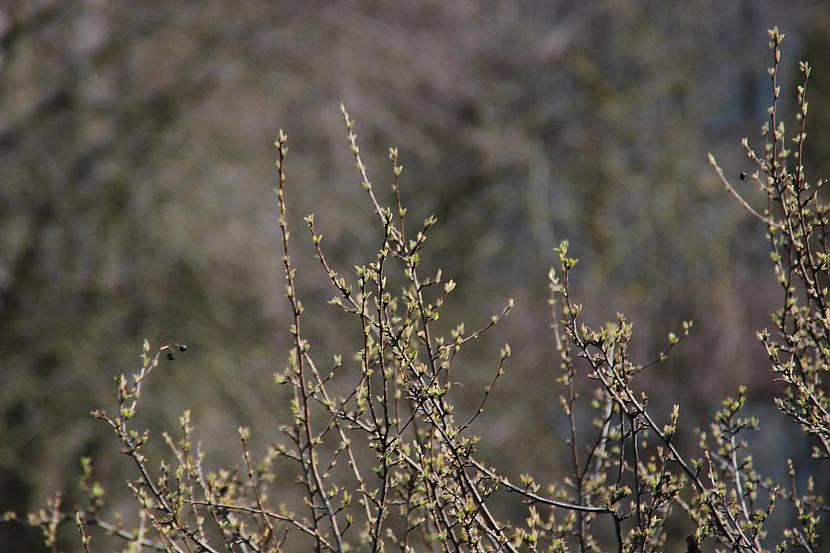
xmin=2 ymin=0 xmax=829 ymax=549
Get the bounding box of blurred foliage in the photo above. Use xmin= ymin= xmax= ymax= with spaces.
xmin=1 ymin=0 xmax=830 ymax=550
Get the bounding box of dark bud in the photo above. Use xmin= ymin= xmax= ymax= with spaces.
xmin=739 ymin=172 xmax=747 ymax=180
xmin=178 ymin=344 xmax=188 ymax=352
xmin=167 ymin=351 xmax=176 ymax=361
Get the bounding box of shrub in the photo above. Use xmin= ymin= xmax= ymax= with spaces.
xmin=8 ymin=27 xmax=829 ymax=551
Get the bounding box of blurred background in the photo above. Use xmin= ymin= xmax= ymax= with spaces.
xmin=3 ymin=0 xmax=830 ymax=550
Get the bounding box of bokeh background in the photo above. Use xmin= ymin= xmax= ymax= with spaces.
xmin=3 ymin=0 xmax=830 ymax=550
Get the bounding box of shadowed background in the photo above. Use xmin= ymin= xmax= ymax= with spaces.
xmin=3 ymin=0 xmax=830 ymax=549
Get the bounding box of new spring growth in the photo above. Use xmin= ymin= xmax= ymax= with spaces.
xmin=664 ymin=404 xmax=680 ymax=440
xmin=555 ymin=240 xmax=578 ymax=270
xmin=23 ymin=28 xmax=830 ymax=553
xmin=389 ymin=147 xmax=404 ymax=176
